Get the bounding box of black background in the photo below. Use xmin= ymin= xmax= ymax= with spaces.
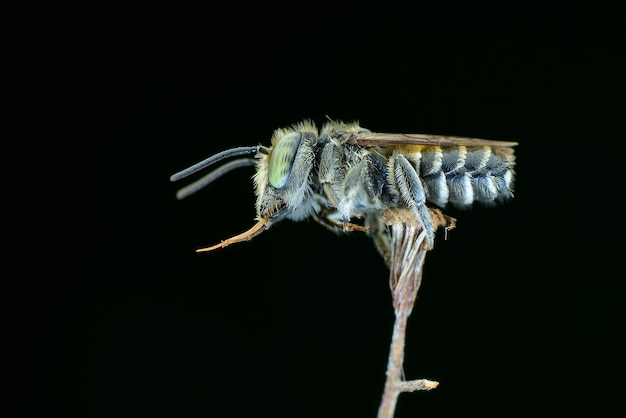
xmin=37 ymin=6 xmax=625 ymax=418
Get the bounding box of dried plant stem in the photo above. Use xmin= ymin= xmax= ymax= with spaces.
xmin=371 ymin=209 xmax=453 ymax=418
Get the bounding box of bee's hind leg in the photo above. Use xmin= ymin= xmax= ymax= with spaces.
xmin=392 ymin=154 xmax=435 ymax=249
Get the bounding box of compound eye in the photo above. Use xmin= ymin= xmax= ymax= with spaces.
xmin=268 ymin=132 xmax=303 ymax=188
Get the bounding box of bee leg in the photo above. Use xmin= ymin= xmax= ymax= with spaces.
xmin=313 ymin=210 xmax=367 ymax=233
xmin=319 ymin=142 xmax=346 ymax=210
xmin=393 ymin=155 xmax=435 ymax=248
xmin=322 ymin=184 xmax=339 ymax=207
xmin=342 ymin=216 xmax=367 ymax=232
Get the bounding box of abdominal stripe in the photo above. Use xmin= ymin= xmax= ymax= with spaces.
xmin=414 ymin=146 xmax=513 ymax=208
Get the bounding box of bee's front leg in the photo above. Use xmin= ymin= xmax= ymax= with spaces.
xmin=319 ymin=142 xmax=346 ymax=209
xmin=313 ymin=209 xmax=367 ymax=233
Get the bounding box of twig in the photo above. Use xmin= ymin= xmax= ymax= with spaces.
xmin=367 ymin=209 xmax=453 ymax=418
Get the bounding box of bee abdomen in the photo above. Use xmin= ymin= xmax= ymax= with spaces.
xmin=419 ymin=146 xmax=515 ymax=208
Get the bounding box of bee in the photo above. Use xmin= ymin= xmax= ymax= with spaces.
xmin=170 ymin=119 xmax=517 ymax=252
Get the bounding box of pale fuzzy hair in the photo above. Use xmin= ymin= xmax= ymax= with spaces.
xmin=270 ymin=119 xmax=318 ymax=146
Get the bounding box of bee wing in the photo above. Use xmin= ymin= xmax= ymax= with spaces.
xmin=351 ymin=132 xmax=518 ymax=148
